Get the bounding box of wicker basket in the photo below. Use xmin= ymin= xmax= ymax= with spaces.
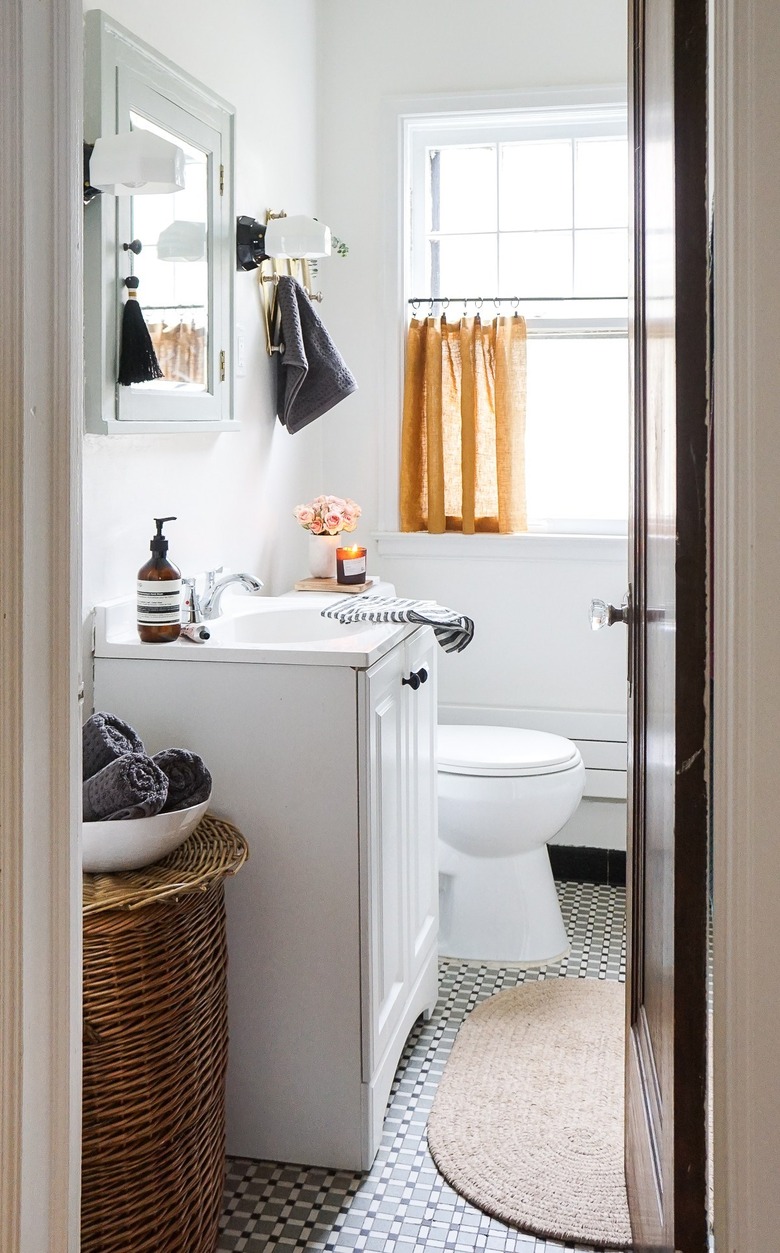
xmin=82 ymin=815 xmax=248 ymax=1253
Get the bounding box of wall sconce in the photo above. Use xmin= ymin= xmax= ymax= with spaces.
xmin=236 ymin=212 xmax=331 ymax=271
xmin=83 ymin=131 xmax=186 ymax=205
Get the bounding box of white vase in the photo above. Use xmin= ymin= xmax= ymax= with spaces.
xmin=308 ymin=533 xmax=340 ymax=579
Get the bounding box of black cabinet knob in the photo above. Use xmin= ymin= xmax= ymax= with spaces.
xmin=402 ymin=667 xmax=429 ymax=691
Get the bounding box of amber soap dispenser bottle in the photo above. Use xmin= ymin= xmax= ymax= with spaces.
xmin=137 ymin=516 xmax=182 ymax=643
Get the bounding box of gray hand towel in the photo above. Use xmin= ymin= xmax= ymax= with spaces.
xmin=274 ymin=275 xmax=357 ymax=433
xmin=83 ymin=752 xmax=169 ymax=822
xmin=82 ymin=711 xmax=145 ymax=781
xmin=153 ymin=748 xmax=212 ymax=812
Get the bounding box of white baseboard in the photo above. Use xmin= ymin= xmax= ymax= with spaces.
xmin=550 ymin=795 xmax=627 ymax=851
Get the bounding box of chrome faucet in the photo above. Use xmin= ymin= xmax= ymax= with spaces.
xmin=185 ymin=569 xmax=264 ymax=622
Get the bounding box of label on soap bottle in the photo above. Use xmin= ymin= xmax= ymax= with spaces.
xmin=137 ymin=579 xmax=182 ymax=626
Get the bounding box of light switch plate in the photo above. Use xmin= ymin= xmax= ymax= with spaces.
xmin=235 ymin=323 xmax=246 ymax=377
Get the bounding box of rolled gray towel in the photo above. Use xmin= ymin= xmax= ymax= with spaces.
xmin=83 ymin=712 xmax=145 ymax=781
xmin=83 ymin=752 xmax=169 ymax=822
xmin=154 ymin=748 xmax=212 ymax=812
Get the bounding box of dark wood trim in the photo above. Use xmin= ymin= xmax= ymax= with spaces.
xmin=671 ymin=0 xmax=710 ymax=1246
xmin=548 ymin=845 xmax=627 ymax=887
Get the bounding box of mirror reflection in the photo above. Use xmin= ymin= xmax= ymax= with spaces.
xmin=129 ymin=113 xmax=209 ymax=392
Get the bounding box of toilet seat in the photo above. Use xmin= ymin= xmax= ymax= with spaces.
xmin=437 ymin=725 xmax=580 ymax=778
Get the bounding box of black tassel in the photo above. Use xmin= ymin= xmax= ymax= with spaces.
xmin=118 ymin=276 xmax=164 ymax=386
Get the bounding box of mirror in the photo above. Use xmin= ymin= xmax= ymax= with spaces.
xmin=84 ymin=11 xmax=236 ymax=432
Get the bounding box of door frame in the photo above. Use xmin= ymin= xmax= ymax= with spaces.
xmin=1 ymin=0 xmax=778 ymax=1248
xmin=711 ymin=0 xmax=780 ymax=1247
xmin=0 ymin=1 xmax=82 ymax=1250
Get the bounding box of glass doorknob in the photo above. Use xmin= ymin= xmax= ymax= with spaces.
xmin=590 ymin=598 xmax=627 ymax=629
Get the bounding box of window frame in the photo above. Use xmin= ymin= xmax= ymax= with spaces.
xmin=377 ymin=85 xmax=629 ymax=545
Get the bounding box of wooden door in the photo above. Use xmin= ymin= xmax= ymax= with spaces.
xmin=625 ymin=1 xmax=709 ymax=1249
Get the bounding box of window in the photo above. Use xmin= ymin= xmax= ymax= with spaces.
xmin=404 ymin=95 xmax=629 ymax=534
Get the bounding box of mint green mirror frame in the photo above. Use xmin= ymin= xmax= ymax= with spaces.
xmin=84 ymin=10 xmax=237 ymax=433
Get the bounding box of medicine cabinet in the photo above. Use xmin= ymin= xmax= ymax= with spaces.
xmin=84 ymin=11 xmax=236 ymax=433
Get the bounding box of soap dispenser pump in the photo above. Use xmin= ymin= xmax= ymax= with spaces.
xmin=137 ymin=516 xmax=182 ymax=643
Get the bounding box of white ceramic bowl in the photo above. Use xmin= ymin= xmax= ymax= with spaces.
xmin=82 ymin=797 xmax=211 ymax=873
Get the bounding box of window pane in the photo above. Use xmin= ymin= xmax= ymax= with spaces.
xmin=574 ymin=137 xmax=628 ymax=228
xmin=430 ymin=145 xmax=497 ymax=234
xmin=499 ymin=140 xmax=573 ymax=231
xmin=500 ymin=231 xmax=573 ymax=298
xmin=525 ymin=338 xmax=629 ymax=522
xmin=574 ymin=228 xmax=628 ymax=296
xmin=436 ymin=234 xmax=497 ymax=298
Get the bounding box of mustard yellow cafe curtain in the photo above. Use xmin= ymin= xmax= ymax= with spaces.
xmin=400 ymin=314 xmax=528 ymax=534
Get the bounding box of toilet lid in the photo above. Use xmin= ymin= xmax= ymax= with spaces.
xmin=437 ymin=725 xmax=580 ymax=777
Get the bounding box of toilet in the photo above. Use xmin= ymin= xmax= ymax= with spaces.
xmin=437 ymin=725 xmax=586 ymax=965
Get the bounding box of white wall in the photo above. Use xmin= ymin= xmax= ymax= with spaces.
xmin=316 ymin=0 xmax=630 ymax=847
xmin=82 ymin=0 xmax=322 ymax=697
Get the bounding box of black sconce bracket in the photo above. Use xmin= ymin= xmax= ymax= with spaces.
xmin=236 ymin=215 xmax=268 ymax=272
xmin=83 ymin=142 xmax=102 ymax=206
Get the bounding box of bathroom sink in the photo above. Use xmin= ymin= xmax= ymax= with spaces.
xmin=209 ymin=605 xmax=371 ymax=646
xmin=92 ymin=581 xmax=410 ymax=668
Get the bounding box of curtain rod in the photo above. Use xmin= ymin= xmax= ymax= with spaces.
xmin=143 ymin=303 xmax=206 ymax=311
xmin=407 ymin=295 xmax=627 ymax=305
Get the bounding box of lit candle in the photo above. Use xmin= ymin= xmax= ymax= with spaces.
xmin=336 ymin=545 xmax=367 ymax=585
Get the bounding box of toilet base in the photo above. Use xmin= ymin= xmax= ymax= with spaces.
xmin=437 ymin=843 xmax=569 ymax=966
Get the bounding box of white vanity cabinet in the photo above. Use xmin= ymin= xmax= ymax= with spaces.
xmin=93 ymin=615 xmax=438 ymax=1171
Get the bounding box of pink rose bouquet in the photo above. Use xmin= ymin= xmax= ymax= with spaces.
xmin=294 ymin=495 xmax=361 ymax=536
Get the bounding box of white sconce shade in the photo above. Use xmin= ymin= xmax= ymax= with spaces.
xmin=89 ymin=131 xmax=186 ymax=195
xmin=263 ymin=215 xmax=332 ymax=259
xmin=156 ymin=220 xmax=207 ymax=262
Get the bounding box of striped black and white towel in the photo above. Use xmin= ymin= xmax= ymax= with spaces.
xmin=321 ymin=594 xmax=474 ymax=653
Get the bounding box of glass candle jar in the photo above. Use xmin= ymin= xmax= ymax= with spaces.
xmin=336 ymin=545 xmax=367 ymax=585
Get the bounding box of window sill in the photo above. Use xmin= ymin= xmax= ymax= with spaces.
xmin=373 ymin=531 xmax=628 ymax=563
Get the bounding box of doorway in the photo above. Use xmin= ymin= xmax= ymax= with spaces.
xmin=3 ymin=0 xmax=756 ymax=1247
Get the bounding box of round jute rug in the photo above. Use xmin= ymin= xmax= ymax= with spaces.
xmin=426 ymin=978 xmax=632 ymax=1250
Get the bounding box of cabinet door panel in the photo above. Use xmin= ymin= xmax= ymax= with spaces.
xmin=360 ymin=647 xmax=407 ymax=1079
xmin=404 ymin=629 xmax=439 ymax=983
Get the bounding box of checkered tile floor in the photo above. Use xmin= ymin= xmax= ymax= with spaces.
xmin=218 ymin=880 xmax=627 ymax=1253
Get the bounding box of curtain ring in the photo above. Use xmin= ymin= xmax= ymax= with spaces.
xmin=512 ymin=296 xmax=520 ymax=313
xmin=427 ymin=298 xmax=435 ymax=317
xmin=411 ymin=299 xmax=421 ymax=316
xmin=493 ymin=296 xmax=502 ymax=313
xmin=475 ymin=297 xmax=483 ymax=312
